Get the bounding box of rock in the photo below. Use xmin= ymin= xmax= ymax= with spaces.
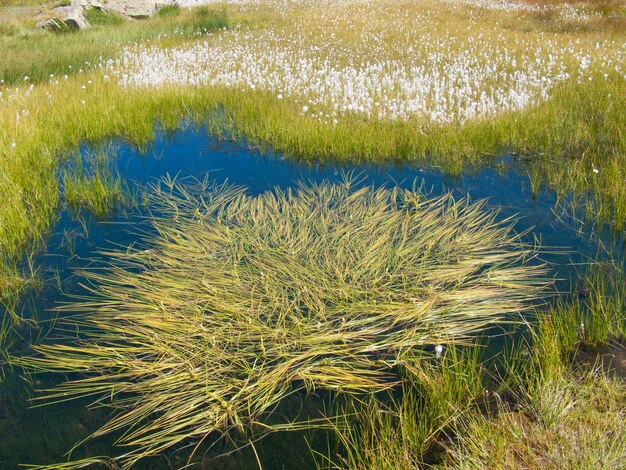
xmin=101 ymin=0 xmax=160 ymax=19
xmin=36 ymin=0 xmax=178 ymax=30
xmin=65 ymin=5 xmax=91 ymax=28
xmin=36 ymin=18 xmax=66 ymax=31
xmin=36 ymin=3 xmax=90 ymax=30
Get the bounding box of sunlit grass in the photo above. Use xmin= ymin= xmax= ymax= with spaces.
xmin=0 ymin=1 xmax=623 ymax=466
xmin=325 ymin=263 xmax=626 ymax=469
xmin=442 ymin=370 xmax=625 ymax=469
xmin=0 ymin=0 xmax=623 ymax=304
xmin=0 ymin=5 xmax=231 ymax=335
xmin=24 ymin=177 xmax=546 ymax=468
xmin=321 ymin=347 xmax=484 ymax=469
xmin=62 ymin=148 xmax=130 ymax=218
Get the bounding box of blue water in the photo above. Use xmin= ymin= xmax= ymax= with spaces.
xmin=1 ymin=124 xmax=622 ymax=469
xmin=47 ymin=124 xmax=610 ymax=289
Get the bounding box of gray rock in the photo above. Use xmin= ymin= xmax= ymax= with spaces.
xmin=101 ymin=0 xmax=158 ymax=19
xmin=36 ymin=18 xmax=65 ymax=31
xmin=36 ymin=0 xmax=179 ymax=30
xmin=65 ymin=5 xmax=90 ymax=28
xmin=36 ymin=3 xmax=90 ymax=30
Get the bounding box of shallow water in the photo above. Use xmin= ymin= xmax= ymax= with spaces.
xmin=1 ymin=124 xmax=623 ymax=468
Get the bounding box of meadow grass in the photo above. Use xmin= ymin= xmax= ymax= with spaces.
xmin=23 ymin=178 xmax=546 ymax=468
xmin=82 ymin=6 xmax=124 ymax=27
xmin=156 ymin=4 xmax=182 ymax=18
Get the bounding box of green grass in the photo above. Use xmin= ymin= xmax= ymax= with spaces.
xmin=441 ymin=370 xmax=625 ymax=469
xmin=0 ymin=0 xmax=42 ymax=5
xmin=62 ymin=149 xmax=129 ymax=218
xmin=322 ymin=346 xmax=484 ymax=469
xmin=82 ymin=7 xmax=124 ymax=26
xmin=0 ymin=5 xmax=231 ymax=355
xmin=0 ymin=0 xmax=623 ymax=307
xmin=23 ymin=177 xmax=546 ymax=468
xmin=0 ymin=2 xmax=624 ymax=466
xmin=0 ymin=67 xmax=621 ymax=363
xmin=440 ymin=294 xmax=626 ymax=469
xmin=156 ymin=4 xmax=181 ymax=18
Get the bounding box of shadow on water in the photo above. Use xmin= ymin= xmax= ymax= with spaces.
xmin=1 ymin=122 xmax=624 ymax=468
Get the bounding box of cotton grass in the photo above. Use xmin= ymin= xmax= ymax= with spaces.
xmin=114 ymin=0 xmax=623 ymax=124
xmin=28 ymin=178 xmax=547 ymax=467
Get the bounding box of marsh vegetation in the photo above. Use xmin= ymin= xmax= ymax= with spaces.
xmin=25 ymin=177 xmax=547 ymax=467
xmin=0 ymin=0 xmax=624 ymax=468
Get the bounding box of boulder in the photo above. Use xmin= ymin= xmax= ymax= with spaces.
xmin=36 ymin=0 xmax=179 ymax=30
xmin=101 ymin=0 xmax=160 ymax=19
xmin=36 ymin=4 xmax=90 ymax=30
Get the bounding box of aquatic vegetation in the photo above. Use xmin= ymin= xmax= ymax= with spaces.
xmin=62 ymin=149 xmax=129 ymax=218
xmin=27 ymin=179 xmax=546 ymax=467
xmin=442 ymin=289 xmax=626 ymax=469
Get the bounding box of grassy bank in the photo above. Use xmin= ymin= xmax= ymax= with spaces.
xmin=0 ymin=4 xmax=229 ymax=85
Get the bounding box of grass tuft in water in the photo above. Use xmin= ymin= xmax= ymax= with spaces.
xmin=61 ymin=149 xmax=129 ymax=218
xmin=25 ymin=177 xmax=547 ymax=468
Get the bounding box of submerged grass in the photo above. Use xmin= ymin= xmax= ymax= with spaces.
xmin=24 ymin=178 xmax=546 ymax=468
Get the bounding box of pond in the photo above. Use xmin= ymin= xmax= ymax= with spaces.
xmin=1 ymin=123 xmax=622 ymax=469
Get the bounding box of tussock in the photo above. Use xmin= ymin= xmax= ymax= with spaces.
xmin=27 ymin=178 xmax=547 ymax=467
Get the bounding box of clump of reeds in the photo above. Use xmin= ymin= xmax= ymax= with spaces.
xmin=28 ymin=177 xmax=547 ymax=468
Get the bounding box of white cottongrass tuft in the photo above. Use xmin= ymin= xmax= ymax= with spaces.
xmin=105 ymin=0 xmax=624 ymax=124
